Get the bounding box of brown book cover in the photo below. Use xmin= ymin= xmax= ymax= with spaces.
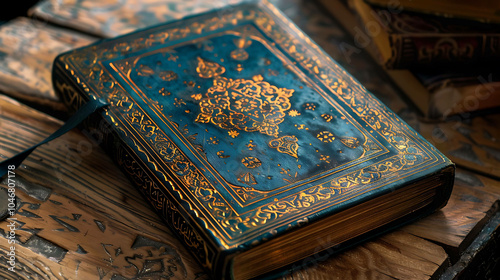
xmin=365 ymin=0 xmax=500 ymax=24
xmin=351 ymin=0 xmax=500 ymax=69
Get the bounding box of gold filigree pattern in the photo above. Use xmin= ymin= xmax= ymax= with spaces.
xmin=159 ymin=87 xmax=171 ymax=96
xmin=159 ymin=70 xmax=178 ymax=81
xmin=230 ymin=37 xmax=252 ymax=61
xmin=268 ymin=135 xmax=299 ymax=158
xmin=238 ymin=172 xmax=257 ymax=185
xmin=228 ymin=130 xmax=239 ymax=138
xmin=196 ymin=57 xmax=225 ymax=78
xmin=241 ymin=157 xmax=262 ymax=168
xmin=217 ymin=151 xmax=230 ymax=158
xmin=340 ymin=136 xmax=360 ymax=149
xmin=321 ymin=113 xmax=333 ymax=122
xmin=303 ymin=102 xmax=317 ymax=110
xmin=136 ymin=64 xmax=155 ymax=76
xmin=195 ymin=76 xmax=294 ymax=137
xmin=191 ymin=93 xmax=202 ymax=100
xmin=316 ymin=131 xmax=335 ymax=143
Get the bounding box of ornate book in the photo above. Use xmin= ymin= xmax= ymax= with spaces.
xmin=350 ymin=0 xmax=500 ymax=69
xmin=318 ymin=0 xmax=500 ymax=120
xmin=364 ymin=0 xmax=500 ymax=24
xmin=52 ymin=1 xmax=455 ymax=279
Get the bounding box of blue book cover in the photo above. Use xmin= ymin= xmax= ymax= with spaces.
xmin=52 ymin=1 xmax=455 ymax=279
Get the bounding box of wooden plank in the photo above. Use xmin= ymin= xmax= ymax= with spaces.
xmin=282 ymin=231 xmax=449 ymax=280
xmin=0 ymin=95 xmax=207 ymax=279
xmin=417 ymin=115 xmax=500 ymax=179
xmin=29 ymin=0 xmax=245 ymax=38
xmin=0 ymin=17 xmax=96 ymax=118
xmin=440 ymin=205 xmax=500 ymax=280
xmin=403 ymin=168 xmax=500 ymax=262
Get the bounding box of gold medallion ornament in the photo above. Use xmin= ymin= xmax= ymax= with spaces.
xmin=195 ymin=58 xmax=295 ymax=137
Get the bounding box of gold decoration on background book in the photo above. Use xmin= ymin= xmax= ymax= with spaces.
xmin=196 ymin=57 xmax=225 ymax=78
xmin=268 ymin=135 xmax=299 ymax=158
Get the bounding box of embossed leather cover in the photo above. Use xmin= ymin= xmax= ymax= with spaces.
xmin=52 ymin=1 xmax=455 ymax=279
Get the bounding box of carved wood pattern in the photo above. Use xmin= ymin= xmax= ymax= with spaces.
xmin=0 ymin=95 xmax=207 ymax=280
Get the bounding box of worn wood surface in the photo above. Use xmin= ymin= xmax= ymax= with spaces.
xmin=403 ymin=169 xmax=500 ymax=261
xmin=28 ymin=0 xmax=245 ymax=38
xmin=0 ymin=17 xmax=96 ymax=117
xmin=283 ymin=231 xmax=449 ymax=280
xmin=0 ymin=95 xmax=207 ymax=279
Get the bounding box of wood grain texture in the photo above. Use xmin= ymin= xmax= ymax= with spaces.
xmin=0 ymin=95 xmax=207 ymax=280
xmin=417 ymin=115 xmax=500 ymax=179
xmin=281 ymin=231 xmax=448 ymax=280
xmin=403 ymin=169 xmax=500 ymax=261
xmin=0 ymin=17 xmax=96 ymax=116
xmin=28 ymin=0 xmax=245 ymax=38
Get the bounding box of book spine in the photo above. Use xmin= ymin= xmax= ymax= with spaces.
xmin=52 ymin=61 xmax=226 ymax=279
xmin=388 ymin=34 xmax=500 ymax=69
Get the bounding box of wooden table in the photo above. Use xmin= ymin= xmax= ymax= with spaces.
xmin=0 ymin=1 xmax=499 ymax=279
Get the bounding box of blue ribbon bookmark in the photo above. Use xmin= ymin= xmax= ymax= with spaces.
xmin=0 ymin=98 xmax=109 ymax=178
